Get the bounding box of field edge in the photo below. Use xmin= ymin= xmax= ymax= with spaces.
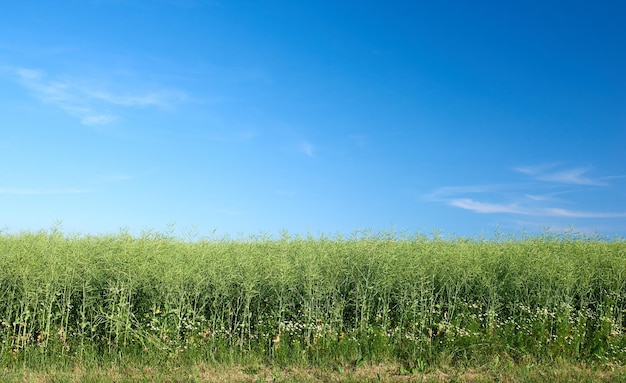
xmin=3 ymin=360 xmax=626 ymax=383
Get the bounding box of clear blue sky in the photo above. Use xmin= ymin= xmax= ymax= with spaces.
xmin=1 ymin=1 xmax=625 ymax=238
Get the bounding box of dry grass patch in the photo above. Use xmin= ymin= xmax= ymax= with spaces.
xmin=3 ymin=362 xmax=626 ymax=382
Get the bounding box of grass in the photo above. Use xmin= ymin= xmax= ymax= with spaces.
xmin=0 ymin=229 xmax=625 ymax=381
xmin=3 ymin=360 xmax=626 ymax=382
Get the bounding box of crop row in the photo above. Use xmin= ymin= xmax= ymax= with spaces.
xmin=0 ymin=231 xmax=624 ymax=367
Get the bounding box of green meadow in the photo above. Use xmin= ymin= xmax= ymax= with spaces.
xmin=1 ymin=229 xmax=625 ymax=381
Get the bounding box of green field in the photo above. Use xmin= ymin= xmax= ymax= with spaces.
xmin=1 ymin=230 xmax=625 ymax=381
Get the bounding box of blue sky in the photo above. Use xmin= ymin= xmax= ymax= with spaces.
xmin=1 ymin=1 xmax=625 ymax=238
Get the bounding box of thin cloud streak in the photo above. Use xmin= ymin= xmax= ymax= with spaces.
xmin=427 ymin=184 xmax=508 ymax=200
xmin=515 ymin=164 xmax=605 ymax=185
xmin=449 ymin=199 xmax=528 ymax=215
xmin=523 ymin=190 xmax=572 ymax=202
xmin=432 ymin=163 xmax=626 ymax=221
xmin=299 ymin=141 xmax=315 ymax=158
xmin=13 ymin=67 xmax=115 ymax=126
xmin=7 ymin=65 xmax=186 ymax=126
xmin=540 ymin=168 xmax=602 ymax=186
xmin=83 ymin=89 xmax=187 ymax=109
xmin=525 ymin=194 xmax=550 ymax=201
xmin=450 ymin=198 xmax=626 ymax=218
xmin=544 ymin=208 xmax=626 ymax=219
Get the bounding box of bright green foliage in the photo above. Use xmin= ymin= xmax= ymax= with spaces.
xmin=0 ymin=230 xmax=624 ymax=370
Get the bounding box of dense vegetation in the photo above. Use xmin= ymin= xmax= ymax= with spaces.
xmin=0 ymin=230 xmax=625 ymax=378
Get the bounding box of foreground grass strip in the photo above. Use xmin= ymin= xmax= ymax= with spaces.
xmin=3 ymin=362 xmax=626 ymax=382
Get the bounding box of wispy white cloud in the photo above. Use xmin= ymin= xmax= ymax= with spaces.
xmin=525 ymin=194 xmax=550 ymax=201
xmin=427 ymin=184 xmax=506 ymax=200
xmin=523 ymin=190 xmax=572 ymax=202
xmin=430 ymin=163 xmax=625 ymax=221
xmin=83 ymin=88 xmax=187 ymax=109
xmin=449 ymin=199 xmax=527 ymax=214
xmin=299 ymin=141 xmax=315 ymax=158
xmin=11 ymin=67 xmax=116 ymax=126
xmin=513 ymin=163 xmax=558 ymax=176
xmin=542 ymin=208 xmax=626 ymax=219
xmin=514 ymin=164 xmax=605 ymax=185
xmin=450 ymin=198 xmax=626 ymax=218
xmin=62 ymin=105 xmax=117 ymax=126
xmin=0 ymin=188 xmax=88 ymax=195
xmin=5 ymin=65 xmax=186 ymax=126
